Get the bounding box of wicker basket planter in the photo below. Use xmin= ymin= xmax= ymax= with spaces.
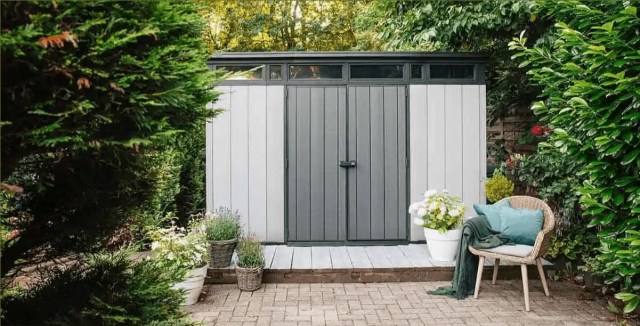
xmin=208 ymin=238 xmax=237 ymax=268
xmin=236 ymin=265 xmax=263 ymax=291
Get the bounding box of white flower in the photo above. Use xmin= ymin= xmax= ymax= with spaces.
xmin=413 ymin=217 xmax=425 ymax=226
xmin=424 ymin=189 xmax=437 ymax=198
xmin=449 ymin=209 xmax=460 ymax=217
xmin=440 ymin=203 xmax=447 ymax=213
xmin=151 ymin=241 xmax=159 ymax=250
xmin=408 ymin=202 xmax=421 ymax=214
xmin=442 ymin=189 xmax=449 ymax=193
xmin=417 ymin=208 xmax=427 ymax=217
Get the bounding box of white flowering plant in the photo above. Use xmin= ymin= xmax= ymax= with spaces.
xmin=148 ymin=222 xmax=209 ymax=272
xmin=409 ymin=189 xmax=466 ymax=233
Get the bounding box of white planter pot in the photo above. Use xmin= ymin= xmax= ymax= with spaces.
xmin=173 ymin=264 xmax=208 ymax=305
xmin=424 ymin=228 xmax=462 ymax=262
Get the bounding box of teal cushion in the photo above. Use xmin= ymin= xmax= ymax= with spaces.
xmin=498 ymin=206 xmax=543 ymax=245
xmin=473 ymin=200 xmax=509 ymax=231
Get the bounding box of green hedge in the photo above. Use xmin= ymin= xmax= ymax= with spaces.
xmin=510 ymin=0 xmax=640 ymax=313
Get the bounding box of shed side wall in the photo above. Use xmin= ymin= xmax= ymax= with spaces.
xmin=409 ymin=84 xmax=486 ymax=241
xmin=206 ymin=85 xmax=285 ymax=242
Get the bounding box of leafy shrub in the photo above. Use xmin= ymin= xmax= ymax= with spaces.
xmin=510 ymin=0 xmax=640 ymax=313
xmin=506 ymin=151 xmax=599 ymax=261
xmin=2 ymin=251 xmax=195 ymax=325
xmin=0 ymin=0 xmax=220 ymax=277
xmin=148 ymin=223 xmax=209 ymax=272
xmin=485 ymin=172 xmax=514 ymax=203
xmin=203 ymin=208 xmax=241 ymax=241
xmin=409 ymin=190 xmax=466 ymax=232
xmin=236 ymin=237 xmax=264 ymax=269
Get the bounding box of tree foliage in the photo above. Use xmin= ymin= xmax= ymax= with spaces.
xmin=0 ymin=0 xmax=219 ymax=277
xmin=198 ymin=0 xmax=368 ymax=51
xmin=357 ymin=0 xmax=550 ymax=121
xmin=510 ymin=0 xmax=640 ymax=313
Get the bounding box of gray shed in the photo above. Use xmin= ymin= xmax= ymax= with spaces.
xmin=206 ymin=52 xmax=487 ymax=245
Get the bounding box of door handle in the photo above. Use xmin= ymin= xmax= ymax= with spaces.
xmin=339 ymin=160 xmax=357 ymax=168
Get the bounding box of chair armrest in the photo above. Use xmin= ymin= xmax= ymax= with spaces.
xmin=531 ymin=228 xmax=553 ymax=259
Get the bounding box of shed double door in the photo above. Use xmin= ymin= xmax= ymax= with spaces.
xmin=287 ymin=85 xmax=407 ymax=243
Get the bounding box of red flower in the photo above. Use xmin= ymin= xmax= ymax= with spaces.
xmin=506 ymin=157 xmax=514 ymax=168
xmin=531 ymin=125 xmax=544 ymax=136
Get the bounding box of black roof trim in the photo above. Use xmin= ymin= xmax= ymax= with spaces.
xmin=208 ymin=51 xmax=488 ymax=62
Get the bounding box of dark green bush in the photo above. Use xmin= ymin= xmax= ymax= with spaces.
xmin=510 ymin=0 xmax=640 ymax=313
xmin=0 ymin=0 xmax=220 ymax=276
xmin=236 ymin=237 xmax=264 ymax=269
xmin=203 ymin=208 xmax=241 ymax=241
xmin=2 ymin=251 xmax=194 ymax=325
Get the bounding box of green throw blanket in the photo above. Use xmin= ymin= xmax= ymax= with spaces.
xmin=427 ymin=215 xmax=511 ymax=299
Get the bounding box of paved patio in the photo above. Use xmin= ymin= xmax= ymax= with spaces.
xmin=184 ymin=280 xmax=616 ymax=325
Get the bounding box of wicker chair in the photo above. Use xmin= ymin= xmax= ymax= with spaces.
xmin=469 ymin=196 xmax=555 ymax=312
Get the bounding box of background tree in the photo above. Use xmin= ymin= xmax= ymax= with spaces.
xmin=198 ymin=0 xmax=368 ymax=51
xmin=1 ymin=0 xmax=220 ymax=277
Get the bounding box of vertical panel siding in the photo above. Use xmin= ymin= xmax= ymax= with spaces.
xmin=397 ymin=86 xmax=408 ymax=240
xmin=354 ymin=86 xmax=371 ymax=239
xmin=370 ymin=87 xmax=385 ymax=239
xmin=211 ymin=86 xmax=231 ymax=211
xmin=462 ymin=85 xmax=482 ymax=216
xmin=409 ymin=84 xmax=485 ymax=241
xmin=248 ymin=86 xmax=267 ymax=239
xmin=337 ymin=88 xmax=348 ymax=241
xmin=207 ymin=85 xmax=285 ymax=243
xmin=230 ymin=86 xmax=250 ymax=231
xmin=445 ymin=85 xmax=464 ymax=199
xmin=427 ymin=85 xmax=446 ymax=191
xmin=309 ymin=88 xmax=325 ymax=241
xmin=295 ymin=87 xmax=312 ymax=241
xmin=479 ymin=85 xmax=487 ymax=204
xmin=205 ymin=102 xmax=215 ymax=212
xmin=287 ymin=87 xmax=298 ymax=241
xmin=409 ymin=85 xmax=428 ymax=241
xmin=383 ymin=86 xmax=399 ymax=239
xmin=266 ymin=86 xmax=285 ymax=242
xmin=324 ymin=87 xmax=340 ymax=241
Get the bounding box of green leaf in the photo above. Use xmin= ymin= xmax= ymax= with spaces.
xmin=624 ymin=296 xmax=639 ymax=314
xmin=620 ymin=6 xmax=637 ymax=16
xmin=605 ymin=143 xmax=623 ymax=155
xmin=621 ymin=149 xmax=640 ymax=165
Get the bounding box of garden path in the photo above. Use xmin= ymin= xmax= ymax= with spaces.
xmin=184 ymin=280 xmax=616 ymax=325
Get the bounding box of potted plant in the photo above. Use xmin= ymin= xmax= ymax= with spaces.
xmin=409 ymin=189 xmax=466 ymax=262
xmin=148 ymin=223 xmax=209 ymax=305
xmin=203 ymin=208 xmax=241 ymax=268
xmin=235 ymin=236 xmax=264 ymax=291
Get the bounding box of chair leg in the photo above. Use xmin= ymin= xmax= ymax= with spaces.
xmin=474 ymin=256 xmax=485 ymax=299
xmin=536 ymin=258 xmax=550 ymax=296
xmin=492 ymin=258 xmax=500 ymax=285
xmin=521 ymin=264 xmax=530 ymax=312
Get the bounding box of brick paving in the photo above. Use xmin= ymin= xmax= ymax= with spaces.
xmin=183 ymin=280 xmax=618 ymax=325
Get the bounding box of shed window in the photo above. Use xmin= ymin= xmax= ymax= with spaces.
xmin=289 ymin=65 xmax=342 ymax=79
xmin=411 ymin=65 xmax=422 ymax=79
xmin=218 ymin=65 xmax=263 ymax=80
xmin=350 ymin=65 xmax=403 ymax=79
xmin=269 ymin=65 xmax=282 ymax=80
xmin=429 ymin=65 xmax=474 ymax=79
